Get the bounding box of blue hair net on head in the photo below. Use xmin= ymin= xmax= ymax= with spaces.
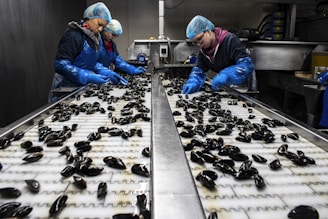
xmin=83 ymin=2 xmax=111 ymax=24
xmin=104 ymin=19 xmax=123 ymax=35
xmin=186 ymin=15 xmax=215 ymax=39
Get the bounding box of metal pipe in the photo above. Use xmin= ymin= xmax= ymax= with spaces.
xmin=158 ymin=0 xmax=165 ymax=39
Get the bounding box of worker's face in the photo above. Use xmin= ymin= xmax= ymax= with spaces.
xmin=86 ymin=18 xmax=108 ymax=36
xmin=102 ymin=31 xmax=118 ymax=42
xmin=192 ymin=31 xmax=210 ymax=49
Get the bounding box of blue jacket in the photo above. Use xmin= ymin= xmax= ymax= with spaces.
xmin=98 ymin=40 xmax=137 ymax=74
xmin=53 ymin=22 xmax=109 ymax=87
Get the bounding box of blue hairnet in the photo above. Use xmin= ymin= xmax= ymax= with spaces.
xmin=104 ymin=19 xmax=123 ymax=35
xmin=186 ymin=15 xmax=215 ymax=39
xmin=83 ymin=2 xmax=112 ymax=24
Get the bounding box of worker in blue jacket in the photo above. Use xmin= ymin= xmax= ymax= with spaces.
xmin=318 ymin=70 xmax=328 ymax=127
xmin=49 ymin=2 xmax=127 ymax=102
xmin=182 ymin=15 xmax=254 ymax=94
xmin=98 ymin=19 xmax=146 ymax=75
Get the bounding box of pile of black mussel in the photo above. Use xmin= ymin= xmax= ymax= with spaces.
xmin=162 ymin=75 xmax=319 ymax=219
xmin=0 ymin=74 xmax=152 ymax=218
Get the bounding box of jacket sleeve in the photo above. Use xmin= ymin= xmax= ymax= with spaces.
xmin=54 ymin=59 xmax=93 ymax=85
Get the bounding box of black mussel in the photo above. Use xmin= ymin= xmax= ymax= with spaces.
xmin=61 ymin=165 xmax=76 ymax=177
xmin=235 ymin=167 xmax=258 ymax=180
xmin=74 ymin=141 xmax=92 ymax=152
xmin=136 ymin=129 xmax=143 ymax=137
xmin=202 ymin=151 xmax=219 ymax=163
xmin=172 ymin=111 xmax=182 ymax=116
xmin=263 ymin=132 xmax=275 ymax=143
xmin=142 ymin=147 xmax=150 ymax=157
xmin=287 ymin=132 xmax=299 ymax=140
xmin=74 ymin=140 xmax=90 ymax=148
xmin=66 ymin=151 xmax=74 ymax=163
xmin=304 ymin=156 xmax=316 ymax=165
xmin=20 ymin=140 xmax=33 ymax=149
xmin=213 ymin=161 xmax=237 ymax=176
xmin=269 ymin=159 xmax=282 ymax=170
xmin=49 ymin=194 xmax=68 ymax=216
xmin=97 ymin=182 xmax=107 ymax=199
xmin=281 ymin=134 xmax=287 ymax=142
xmin=0 ymin=162 xmax=2 ymax=171
xmin=0 ymin=137 xmax=11 ymax=149
xmin=58 ymin=146 xmax=70 ymax=155
xmin=98 ymin=126 xmax=110 ymax=133
xmin=13 ymin=132 xmax=25 ymax=141
xmin=287 ymin=205 xmax=319 ymax=219
xmin=103 ymin=156 xmax=126 ymax=169
xmin=9 ymin=205 xmax=33 ymax=217
xmin=0 ymin=187 xmax=21 ymax=198
xmin=208 ymin=211 xmax=218 ymax=219
xmin=254 ymin=174 xmax=266 ymax=189
xmin=22 ymin=152 xmax=43 ymax=163
xmin=252 ymin=154 xmax=267 ymax=163
xmin=277 ymin=144 xmax=288 ymax=155
xmin=183 ymin=143 xmax=194 ymax=151
xmin=25 ymin=179 xmax=40 ymax=193
xmin=199 ymin=170 xmax=218 ymax=180
xmin=190 ymin=151 xmax=205 ymax=165
xmin=218 ymin=145 xmax=240 ymax=156
xmin=25 ymin=146 xmax=43 ymax=153
xmin=196 ymin=172 xmax=216 ymax=190
xmin=71 ymin=123 xmax=78 ymax=131
xmin=235 ymin=134 xmax=252 ymax=143
xmin=179 ymin=130 xmax=195 ymax=138
xmin=285 ymin=151 xmax=299 ymax=161
xmin=80 ymin=165 xmax=104 ymax=176
xmin=136 ymin=193 xmax=147 ymax=211
xmin=121 ymin=131 xmax=130 ymax=140
xmin=229 ymin=152 xmax=249 ymax=162
xmin=176 ymin=120 xmax=184 ymax=127
xmin=112 ymin=213 xmax=139 ymax=219
xmin=47 ymin=139 xmax=64 ymax=147
xmin=216 ymin=159 xmax=235 ymax=167
xmin=248 ymin=114 xmax=255 ymax=119
xmin=108 ymin=127 xmax=124 ymax=136
xmin=87 ymin=132 xmax=101 ymax=141
xmin=73 ymin=175 xmax=87 ymax=189
xmin=0 ymin=201 xmax=21 ymax=217
xmin=216 ymin=129 xmax=232 ymax=136
xmin=131 ymin=164 xmax=150 ymax=177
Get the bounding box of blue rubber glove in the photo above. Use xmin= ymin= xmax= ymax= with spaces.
xmin=87 ymin=73 xmax=110 ymax=84
xmin=318 ymin=70 xmax=328 ymax=85
xmin=182 ymin=66 xmax=206 ymax=94
xmin=182 ymin=81 xmax=199 ymax=94
xmin=131 ymin=66 xmax=147 ymax=75
xmin=98 ymin=69 xmax=128 ymax=85
xmin=211 ymin=72 xmax=229 ymax=91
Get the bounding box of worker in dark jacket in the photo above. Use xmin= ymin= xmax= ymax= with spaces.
xmin=182 ymin=15 xmax=254 ymax=94
xmin=49 ymin=2 xmax=127 ymax=102
xmin=318 ymin=70 xmax=328 ymax=127
xmin=99 ymin=19 xmax=146 ymax=75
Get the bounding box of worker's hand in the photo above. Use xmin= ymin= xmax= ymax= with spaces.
xmin=108 ymin=71 xmax=128 ymax=85
xmin=87 ymin=74 xmax=110 ymax=84
xmin=132 ymin=66 xmax=147 ymax=75
xmin=182 ymin=81 xmax=198 ymax=94
xmin=318 ymin=70 xmax=328 ymax=85
xmin=211 ymin=73 xmax=228 ymax=91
